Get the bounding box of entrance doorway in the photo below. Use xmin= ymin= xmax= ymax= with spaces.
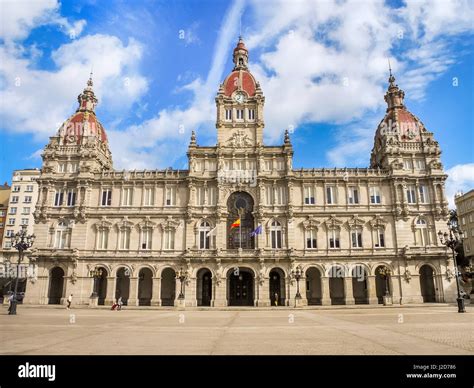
xmin=269 ymin=268 xmax=285 ymax=306
xmin=197 ymin=268 xmax=212 ymax=306
xmin=228 ymin=268 xmax=254 ymax=306
xmin=48 ymin=267 xmax=64 ymax=305
xmin=420 ymin=265 xmax=436 ymax=302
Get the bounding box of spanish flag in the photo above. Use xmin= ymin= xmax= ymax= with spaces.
xmin=230 ymin=218 xmax=241 ymax=229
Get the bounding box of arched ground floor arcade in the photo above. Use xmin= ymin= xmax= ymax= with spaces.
xmin=20 ymin=256 xmax=459 ymax=307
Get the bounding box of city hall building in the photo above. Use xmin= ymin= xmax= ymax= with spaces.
xmin=22 ymin=39 xmax=456 ymax=307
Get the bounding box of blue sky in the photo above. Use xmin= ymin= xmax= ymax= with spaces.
xmin=0 ymin=0 xmax=473 ymax=204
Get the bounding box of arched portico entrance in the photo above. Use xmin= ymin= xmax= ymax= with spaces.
xmin=329 ymin=266 xmax=345 ymax=305
xmin=161 ymin=268 xmax=176 ymax=306
xmin=269 ymin=268 xmax=286 ymax=306
xmin=352 ymin=265 xmax=368 ymax=304
xmin=48 ymin=267 xmax=64 ymax=305
xmin=115 ymin=267 xmax=130 ymax=305
xmin=306 ymin=267 xmax=322 ymax=305
xmin=197 ymin=268 xmax=212 ymax=306
xmin=419 ymin=265 xmax=436 ymax=302
xmin=97 ymin=268 xmax=108 ymax=305
xmin=138 ymin=268 xmax=153 ymax=306
xmin=227 ymin=267 xmax=254 ymax=306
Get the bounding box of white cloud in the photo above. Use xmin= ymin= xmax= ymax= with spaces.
xmin=0 ymin=0 xmax=86 ymax=43
xmin=243 ymin=0 xmax=474 ymax=162
xmin=107 ymin=0 xmax=246 ymax=170
xmin=0 ymin=34 xmax=148 ymax=140
xmin=446 ymin=163 xmax=474 ymax=208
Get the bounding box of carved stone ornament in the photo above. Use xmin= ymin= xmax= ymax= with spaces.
xmin=226 ymin=130 xmax=253 ymax=147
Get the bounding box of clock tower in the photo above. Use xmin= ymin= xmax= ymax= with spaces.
xmin=215 ymin=37 xmax=265 ymax=147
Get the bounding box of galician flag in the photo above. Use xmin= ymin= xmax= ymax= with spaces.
xmin=250 ymin=225 xmax=262 ymax=237
xmin=230 ymin=218 xmax=241 ymax=229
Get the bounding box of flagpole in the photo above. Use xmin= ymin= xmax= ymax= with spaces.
xmin=238 ymin=208 xmax=243 ymax=249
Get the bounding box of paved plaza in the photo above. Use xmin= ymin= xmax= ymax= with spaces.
xmin=1 ymin=305 xmax=472 ymax=355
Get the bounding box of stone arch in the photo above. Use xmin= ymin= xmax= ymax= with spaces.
xmin=136 ymin=264 xmax=157 ymax=277
xmin=269 ymin=267 xmax=286 ymax=306
xmin=92 ymin=266 xmax=109 ymax=306
xmin=115 ymin=267 xmax=131 ymax=305
xmin=305 ymin=266 xmax=322 ymax=305
xmin=327 ymin=264 xmax=345 ymax=305
xmin=351 ymin=264 xmax=369 ymax=304
xmin=226 ymin=191 xmax=255 ymax=249
xmin=113 ymin=264 xmax=134 ymax=277
xmin=196 ymin=267 xmax=213 ymax=306
xmin=419 ymin=264 xmax=437 ymax=303
xmin=226 ymin=266 xmax=255 ymax=306
xmin=138 ymin=267 xmax=153 ymax=306
xmin=160 ymin=267 xmax=176 ymax=306
xmin=48 ymin=266 xmax=65 ymax=305
xmin=374 ymin=264 xmax=393 ymax=304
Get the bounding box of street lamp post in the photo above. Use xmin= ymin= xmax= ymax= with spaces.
xmin=89 ymin=267 xmax=103 ymax=298
xmin=8 ymin=225 xmax=35 ymax=315
xmin=176 ymin=268 xmax=188 ymax=299
xmin=291 ymin=266 xmax=303 ymax=299
xmin=438 ymin=216 xmax=466 ymax=313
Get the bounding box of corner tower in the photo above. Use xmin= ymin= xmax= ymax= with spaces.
xmin=41 ymin=75 xmax=113 ymax=176
xmin=215 ymin=37 xmax=265 ymax=147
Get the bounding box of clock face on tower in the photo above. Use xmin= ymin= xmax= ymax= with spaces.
xmin=233 ymin=92 xmax=245 ymax=104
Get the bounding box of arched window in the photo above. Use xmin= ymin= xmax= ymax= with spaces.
xmin=55 ymin=221 xmax=69 ymax=249
xmin=199 ymin=221 xmax=212 ymax=249
xmin=270 ymin=220 xmax=282 ymax=249
xmin=415 ymin=218 xmax=430 ymax=246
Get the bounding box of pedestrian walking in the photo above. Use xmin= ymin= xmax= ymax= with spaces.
xmin=66 ymin=294 xmax=73 ymax=310
xmin=117 ymin=296 xmax=123 ymax=311
xmin=274 ymin=292 xmax=278 ymax=307
xmin=7 ymin=293 xmax=14 ymax=314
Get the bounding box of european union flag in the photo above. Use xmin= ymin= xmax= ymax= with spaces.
xmin=250 ymin=225 xmax=262 ymax=237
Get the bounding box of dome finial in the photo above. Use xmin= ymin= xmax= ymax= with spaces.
xmin=233 ymin=36 xmax=248 ymax=70
xmin=384 ymin=61 xmax=405 ymax=111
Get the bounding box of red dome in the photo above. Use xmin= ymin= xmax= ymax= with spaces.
xmin=223 ymin=70 xmax=256 ymax=97
xmin=59 ymin=111 xmax=108 ymax=144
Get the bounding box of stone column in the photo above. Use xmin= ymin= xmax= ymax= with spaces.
xmin=151 ymin=277 xmax=161 ymax=306
xmin=321 ymin=277 xmax=331 ymax=305
xmin=257 ymin=277 xmax=271 ymax=307
xmin=186 ymin=276 xmax=197 ymax=307
xmin=212 ymin=278 xmax=227 ymax=307
xmin=367 ymin=275 xmax=378 ymax=304
xmin=128 ymin=277 xmax=139 ymax=306
xmin=344 ymin=277 xmax=355 ymax=305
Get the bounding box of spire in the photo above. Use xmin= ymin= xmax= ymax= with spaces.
xmin=384 ymin=65 xmax=405 ymax=111
xmin=77 ymin=73 xmax=98 ymax=112
xmin=189 ymin=130 xmax=196 ymax=146
xmin=233 ymin=36 xmax=249 ymax=70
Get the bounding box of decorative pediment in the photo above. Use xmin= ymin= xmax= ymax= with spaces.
xmin=302 ymin=216 xmax=320 ymax=230
xmin=94 ymin=216 xmax=113 ymax=230
xmin=137 ymin=216 xmax=157 ymax=230
xmin=160 ymin=216 xmax=181 ymax=230
xmin=347 ymin=215 xmax=365 ymax=228
xmin=115 ymin=216 xmax=134 ymax=230
xmin=369 ymin=215 xmax=387 ymax=229
xmin=324 ymin=215 xmax=343 ymax=230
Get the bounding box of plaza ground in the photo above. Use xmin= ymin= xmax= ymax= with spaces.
xmin=0 ymin=304 xmax=472 ymax=355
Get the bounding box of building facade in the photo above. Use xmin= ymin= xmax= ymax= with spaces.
xmin=1 ymin=170 xmax=40 ymax=252
xmin=23 ymin=39 xmax=456 ymax=307
xmin=455 ymin=190 xmax=474 ymax=262
xmin=0 ymin=182 xmax=11 ymax=248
